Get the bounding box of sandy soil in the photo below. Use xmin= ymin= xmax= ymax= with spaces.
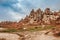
xmin=0 ymin=31 xmax=60 ymax=40
xmin=0 ymin=33 xmax=20 ymax=40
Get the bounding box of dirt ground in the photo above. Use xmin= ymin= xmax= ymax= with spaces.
xmin=0 ymin=30 xmax=60 ymax=40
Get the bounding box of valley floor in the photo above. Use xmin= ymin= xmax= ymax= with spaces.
xmin=0 ymin=30 xmax=60 ymax=40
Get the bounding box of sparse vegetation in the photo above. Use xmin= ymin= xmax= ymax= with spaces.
xmin=43 ymin=25 xmax=54 ymax=30
xmin=0 ymin=25 xmax=55 ymax=32
xmin=1 ymin=28 xmax=18 ymax=32
xmin=21 ymin=25 xmax=55 ymax=32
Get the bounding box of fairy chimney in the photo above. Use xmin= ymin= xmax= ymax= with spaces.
xmin=29 ymin=9 xmax=35 ymax=18
xmin=44 ymin=8 xmax=51 ymax=15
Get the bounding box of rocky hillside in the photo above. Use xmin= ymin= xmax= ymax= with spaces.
xmin=0 ymin=8 xmax=60 ymax=29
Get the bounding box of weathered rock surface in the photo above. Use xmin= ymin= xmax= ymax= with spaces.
xmin=0 ymin=30 xmax=60 ymax=40
xmin=0 ymin=33 xmax=20 ymax=40
xmin=0 ymin=8 xmax=60 ymax=29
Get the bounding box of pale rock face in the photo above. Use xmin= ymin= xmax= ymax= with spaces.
xmin=42 ymin=14 xmax=59 ymax=24
xmin=42 ymin=15 xmax=50 ymax=24
xmin=0 ymin=33 xmax=20 ymax=40
xmin=29 ymin=18 xmax=34 ymax=24
xmin=50 ymin=15 xmax=59 ymax=20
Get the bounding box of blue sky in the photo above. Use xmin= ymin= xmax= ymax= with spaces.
xmin=0 ymin=0 xmax=60 ymax=22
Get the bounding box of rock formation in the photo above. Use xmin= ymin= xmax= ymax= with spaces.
xmin=0 ymin=8 xmax=60 ymax=29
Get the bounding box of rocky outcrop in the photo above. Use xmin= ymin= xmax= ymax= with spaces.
xmin=0 ymin=8 xmax=60 ymax=29
xmin=19 ymin=8 xmax=60 ymax=27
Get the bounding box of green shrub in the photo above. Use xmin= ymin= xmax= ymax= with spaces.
xmin=25 ymin=25 xmax=54 ymax=32
xmin=0 ymin=25 xmax=55 ymax=32
xmin=2 ymin=29 xmax=18 ymax=32
xmin=43 ymin=25 xmax=54 ymax=30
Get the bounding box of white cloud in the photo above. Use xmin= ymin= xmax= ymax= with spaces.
xmin=8 ymin=10 xmax=22 ymax=21
xmin=0 ymin=6 xmax=23 ymax=21
xmin=7 ymin=8 xmax=25 ymax=21
xmin=12 ymin=2 xmax=30 ymax=14
xmin=17 ymin=0 xmax=23 ymax=2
